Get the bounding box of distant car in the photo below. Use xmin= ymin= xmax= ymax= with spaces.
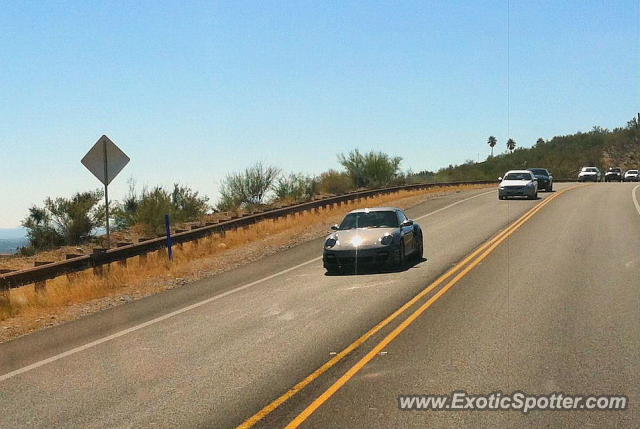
xmin=528 ymin=168 xmax=553 ymax=192
xmin=577 ymin=167 xmax=601 ymax=182
xmin=498 ymin=170 xmax=538 ymax=200
xmin=624 ymin=169 xmax=639 ymax=182
xmin=323 ymin=207 xmax=423 ymax=274
xmin=604 ymin=167 xmax=624 ymax=182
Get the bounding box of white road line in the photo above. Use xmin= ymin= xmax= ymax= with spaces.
xmin=414 ymin=189 xmax=495 ymax=221
xmin=0 ymin=187 xmax=496 ymax=382
xmin=633 ymin=184 xmax=640 ymax=216
xmin=0 ymin=257 xmax=322 ymax=383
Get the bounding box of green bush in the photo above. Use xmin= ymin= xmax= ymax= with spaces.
xmin=217 ymin=163 xmax=280 ymax=211
xmin=21 ymin=206 xmax=64 ymax=250
xmin=316 ymin=170 xmax=354 ymax=194
xmin=113 ymin=183 xmax=210 ymax=235
xmin=273 ymin=173 xmax=316 ymax=201
xmin=22 ymin=190 xmax=105 ymax=250
xmin=338 ymin=149 xmax=402 ymax=188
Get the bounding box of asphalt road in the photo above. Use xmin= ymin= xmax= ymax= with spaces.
xmin=0 ymin=183 xmax=637 ymax=428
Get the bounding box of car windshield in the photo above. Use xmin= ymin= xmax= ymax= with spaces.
xmin=582 ymin=167 xmax=598 ymax=172
xmin=627 ymin=170 xmax=639 ymax=174
xmin=529 ymin=169 xmax=548 ymax=176
xmin=339 ymin=211 xmax=399 ymax=229
xmin=608 ymin=168 xmax=621 ymax=172
xmin=504 ymin=172 xmax=532 ymax=180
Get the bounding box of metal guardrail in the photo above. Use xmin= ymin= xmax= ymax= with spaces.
xmin=0 ymin=180 xmax=504 ymax=290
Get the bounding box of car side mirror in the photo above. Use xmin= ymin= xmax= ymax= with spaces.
xmin=330 ymin=224 xmax=339 ymax=230
xmin=497 ymin=177 xmax=503 ymax=181
xmin=401 ymin=220 xmax=414 ymax=227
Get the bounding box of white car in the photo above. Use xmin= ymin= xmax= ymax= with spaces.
xmin=498 ymin=170 xmax=538 ymax=200
xmin=624 ymin=169 xmax=639 ymax=182
xmin=577 ymin=166 xmax=601 ymax=182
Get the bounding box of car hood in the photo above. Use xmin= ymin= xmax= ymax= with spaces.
xmin=578 ymin=171 xmax=597 ymax=176
xmin=500 ymin=179 xmax=533 ymax=187
xmin=326 ymin=227 xmax=398 ymax=250
xmin=605 ymin=171 xmax=621 ymax=175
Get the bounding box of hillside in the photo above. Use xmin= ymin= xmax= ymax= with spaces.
xmin=427 ymin=117 xmax=640 ymax=182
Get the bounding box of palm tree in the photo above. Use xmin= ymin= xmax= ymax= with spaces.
xmin=487 ymin=136 xmax=497 ymax=157
xmin=507 ymin=138 xmax=516 ymax=153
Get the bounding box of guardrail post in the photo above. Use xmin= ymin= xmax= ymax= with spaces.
xmin=92 ymin=248 xmax=107 ymax=276
xmin=115 ymin=243 xmax=130 ymax=267
xmin=34 ymin=261 xmax=52 ymax=293
xmin=64 ymin=254 xmax=83 ymax=281
xmin=0 ymin=286 xmax=9 ymax=306
xmin=0 ymin=269 xmax=14 ymax=305
xmin=137 ymin=238 xmax=149 ymax=265
xmin=175 ymin=229 xmax=187 ymax=250
xmin=189 ymin=225 xmax=202 ymax=247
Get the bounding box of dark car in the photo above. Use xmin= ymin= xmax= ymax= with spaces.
xmin=528 ymin=168 xmax=553 ymax=192
xmin=323 ymin=207 xmax=423 ymax=274
xmin=604 ymin=167 xmax=624 ymax=182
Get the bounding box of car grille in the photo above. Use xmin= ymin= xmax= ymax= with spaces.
xmin=324 ymin=250 xmax=391 ymax=266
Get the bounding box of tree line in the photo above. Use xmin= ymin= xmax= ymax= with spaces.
xmin=425 ymin=115 xmax=639 ymax=183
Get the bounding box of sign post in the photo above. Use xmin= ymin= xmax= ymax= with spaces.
xmin=81 ymin=135 xmax=130 ymax=248
xmin=165 ymin=214 xmax=173 ymax=260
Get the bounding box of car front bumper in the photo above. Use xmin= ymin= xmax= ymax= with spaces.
xmin=578 ymin=175 xmax=598 ymax=182
xmin=323 ymin=247 xmax=399 ymax=269
xmin=499 ymin=186 xmax=536 ymax=197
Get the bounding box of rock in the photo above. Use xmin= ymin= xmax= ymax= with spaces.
xmin=217 ymin=243 xmax=227 ymax=249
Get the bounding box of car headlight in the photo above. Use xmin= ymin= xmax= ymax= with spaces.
xmin=325 ymin=238 xmax=337 ymax=248
xmin=499 ymin=186 xmax=505 ymax=190
xmin=380 ymin=235 xmax=394 ymax=246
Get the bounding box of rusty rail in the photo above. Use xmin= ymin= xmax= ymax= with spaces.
xmin=1 ymin=180 xmax=497 ymax=290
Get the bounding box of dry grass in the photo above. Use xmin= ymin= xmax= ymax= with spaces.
xmin=0 ymin=184 xmax=490 ymax=338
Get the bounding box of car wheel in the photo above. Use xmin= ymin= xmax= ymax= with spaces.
xmin=499 ymin=195 xmax=505 ymax=200
xmin=414 ymin=234 xmax=424 ymax=261
xmin=396 ymin=241 xmax=405 ymax=270
xmin=546 ymin=185 xmax=553 ymax=192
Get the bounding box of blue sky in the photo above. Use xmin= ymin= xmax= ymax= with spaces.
xmin=1 ymin=0 xmax=638 ymax=228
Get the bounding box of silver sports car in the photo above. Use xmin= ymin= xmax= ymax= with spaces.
xmin=323 ymin=207 xmax=423 ymax=274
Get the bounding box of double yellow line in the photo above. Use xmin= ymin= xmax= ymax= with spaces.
xmin=238 ymin=186 xmax=577 ymax=429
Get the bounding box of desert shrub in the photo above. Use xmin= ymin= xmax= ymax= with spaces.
xmin=21 ymin=206 xmax=64 ymax=250
xmin=217 ymin=163 xmax=280 ymax=211
xmin=22 ymin=190 xmax=104 ymax=249
xmin=113 ymin=183 xmax=210 ymax=234
xmin=273 ymin=173 xmax=316 ymax=201
xmin=316 ymin=169 xmax=354 ymax=194
xmin=338 ymin=149 xmax=402 ymax=188
xmin=171 ymin=184 xmax=211 ymax=221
